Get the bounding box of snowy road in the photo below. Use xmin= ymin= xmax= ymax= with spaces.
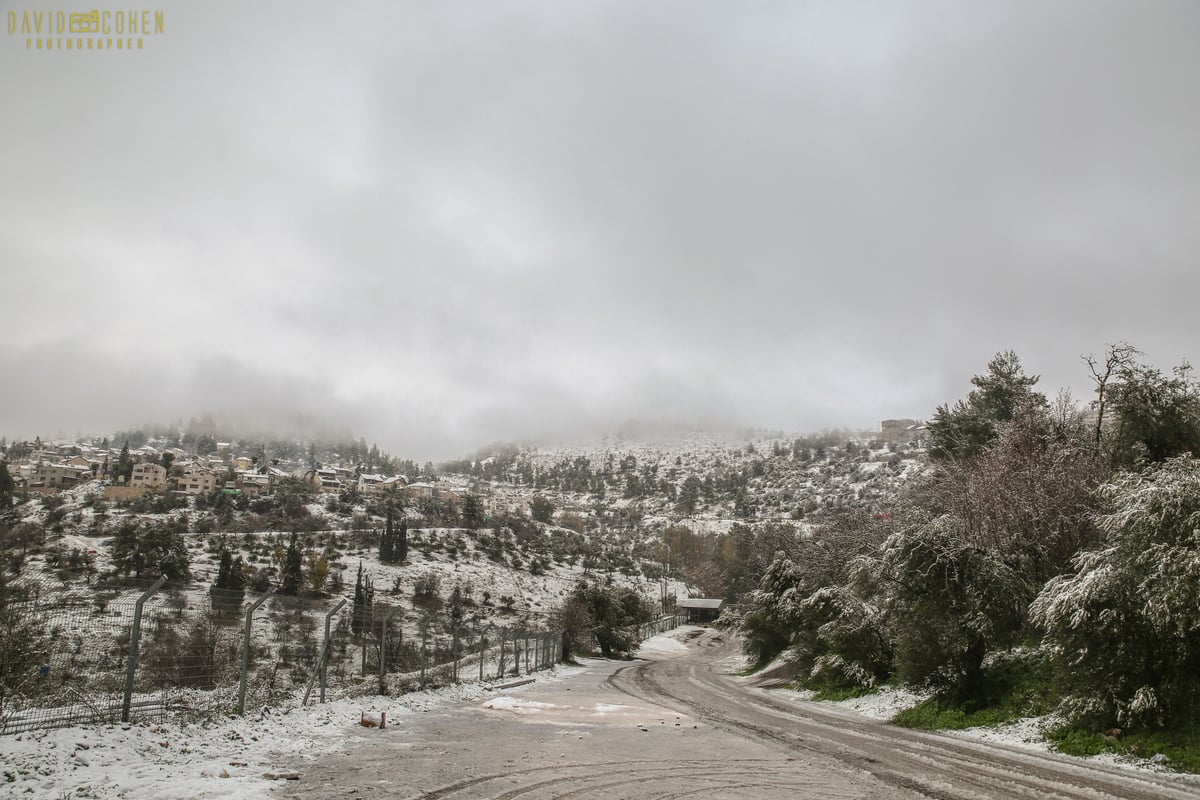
xmin=278 ymin=628 xmax=1200 ymax=800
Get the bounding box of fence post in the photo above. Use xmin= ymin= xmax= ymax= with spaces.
xmin=452 ymin=628 xmax=460 ymax=682
xmin=121 ymin=576 xmax=166 ymax=723
xmin=380 ymin=606 xmax=402 ymax=696
xmin=238 ymin=590 xmax=273 ymax=716
xmin=319 ymin=599 xmax=347 ymax=703
xmin=419 ymin=624 xmax=429 ymax=687
xmin=497 ymin=630 xmax=506 ymax=679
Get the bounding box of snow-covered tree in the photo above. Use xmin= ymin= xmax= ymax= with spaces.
xmin=872 ymin=513 xmax=1026 ymax=699
xmin=858 ymin=404 xmax=1106 ymax=700
xmin=740 ymin=553 xmax=805 ymax=666
xmin=111 ymin=520 xmax=191 ymax=581
xmin=793 ymin=583 xmax=891 ymax=689
xmin=1105 ymin=361 xmax=1200 ymax=469
xmin=928 ymin=351 xmax=1046 ymax=461
xmin=1031 ymin=456 xmax=1200 ymax=729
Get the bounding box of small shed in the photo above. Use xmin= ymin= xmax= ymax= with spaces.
xmin=677 ymin=598 xmax=724 ymax=624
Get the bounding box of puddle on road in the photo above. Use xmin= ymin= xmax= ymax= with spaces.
xmin=481 ymin=697 xmax=570 ymax=715
xmin=480 ymin=693 xmax=694 ymax=731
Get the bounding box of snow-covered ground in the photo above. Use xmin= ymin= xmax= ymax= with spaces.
xmin=635 ymin=631 xmax=690 ymax=656
xmin=2 ymin=664 xmax=587 ymax=799
xmin=766 ymin=684 xmax=1190 ymax=778
xmin=7 ymin=627 xmax=1195 ymax=797
xmin=807 ymin=685 xmax=932 ymax=721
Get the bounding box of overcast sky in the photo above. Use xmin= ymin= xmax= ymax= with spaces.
xmin=2 ymin=0 xmax=1197 ymax=458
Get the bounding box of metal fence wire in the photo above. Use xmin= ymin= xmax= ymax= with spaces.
xmin=0 ymin=577 xmax=164 ymax=733
xmin=0 ymin=574 xmax=688 ymax=736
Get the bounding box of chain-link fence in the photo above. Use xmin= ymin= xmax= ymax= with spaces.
xmin=0 ymin=577 xmax=165 ymax=733
xmin=1 ymin=576 xmax=685 ymax=736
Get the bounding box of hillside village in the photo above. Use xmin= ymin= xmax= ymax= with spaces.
xmin=1 ymin=417 xmax=928 ymax=517
xmin=0 ymin=420 xmax=930 ymax=618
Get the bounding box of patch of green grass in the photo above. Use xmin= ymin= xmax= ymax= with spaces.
xmin=893 ymin=650 xmax=1056 ymax=730
xmin=812 ymin=684 xmax=876 ymax=701
xmin=892 ymin=696 xmax=1025 ymax=730
xmin=1048 ymin=724 xmax=1200 ymax=774
xmin=1046 ymin=726 xmax=1105 ymax=756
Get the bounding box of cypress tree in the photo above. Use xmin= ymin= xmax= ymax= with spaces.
xmin=396 ymin=519 xmax=408 ymax=563
xmin=116 ymin=441 xmax=134 ymax=483
xmin=352 ymin=562 xmax=372 ymax=638
xmin=379 ymin=511 xmax=395 ymax=563
xmin=378 ymin=526 xmax=391 ymax=563
xmin=0 ymin=462 xmax=14 ymax=509
xmin=216 ymin=548 xmax=232 ymax=587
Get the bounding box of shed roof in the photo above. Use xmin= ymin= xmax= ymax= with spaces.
xmin=677 ymin=598 xmax=724 ymax=610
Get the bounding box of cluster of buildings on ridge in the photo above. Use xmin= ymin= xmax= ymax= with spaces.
xmin=0 ymin=439 xmax=464 ymax=509
xmin=879 ymin=418 xmax=929 ymax=445
xmin=3 ymin=421 xmax=934 ymax=514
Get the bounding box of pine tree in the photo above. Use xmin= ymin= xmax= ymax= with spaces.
xmin=449 ymin=584 xmax=465 ymax=629
xmin=111 ymin=520 xmax=191 ymax=580
xmin=734 ymin=488 xmax=755 ymax=518
xmin=928 ymin=351 xmax=1047 ymax=461
xmin=211 ymin=546 xmax=245 ymax=614
xmin=229 ymin=554 xmax=246 ymax=593
xmin=116 ymin=441 xmax=134 ymax=483
xmin=676 ymin=476 xmax=701 ymax=515
xmin=462 ymin=494 xmax=484 ymax=528
xmin=396 ymin=518 xmax=408 ymax=563
xmin=215 ymin=548 xmax=232 ymax=586
xmin=280 ymin=532 xmax=304 ymax=595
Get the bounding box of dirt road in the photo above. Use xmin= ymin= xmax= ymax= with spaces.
xmin=278 ymin=628 xmax=1200 ymax=799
